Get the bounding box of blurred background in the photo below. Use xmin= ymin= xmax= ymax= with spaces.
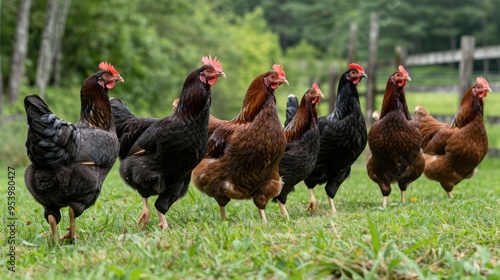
xmin=2 ymin=0 xmax=500 ymax=167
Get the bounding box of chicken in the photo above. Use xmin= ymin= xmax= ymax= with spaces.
xmin=24 ymin=62 xmax=124 ymax=241
xmin=192 ymin=64 xmax=289 ymax=222
xmin=274 ymin=83 xmax=324 ymax=219
xmin=414 ymin=77 xmax=491 ymax=198
xmin=299 ymin=64 xmax=367 ymax=215
xmin=366 ymin=65 xmax=425 ymax=207
xmin=110 ymin=55 xmax=225 ymax=230
xmin=172 ymin=98 xmax=179 ymax=112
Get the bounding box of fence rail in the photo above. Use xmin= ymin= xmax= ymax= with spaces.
xmin=406 ymin=45 xmax=500 ymax=66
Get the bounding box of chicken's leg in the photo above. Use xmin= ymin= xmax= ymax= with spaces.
xmin=277 ymin=200 xmax=289 ymax=220
xmin=382 ymin=196 xmax=388 ymax=208
xmin=259 ymin=209 xmax=268 ymax=223
xmin=328 ymin=197 xmax=337 ymax=214
xmin=219 ymin=206 xmax=227 ymax=220
xmin=401 ymin=190 xmax=406 ymax=203
xmin=156 ymin=210 xmax=169 ymax=230
xmin=447 ymin=192 xmax=453 ymax=199
xmin=306 ymin=188 xmax=317 ymax=215
xmin=137 ymin=197 xmax=150 ymax=229
xmin=60 ymin=207 xmax=76 ymax=241
xmin=47 ymin=214 xmax=58 ymax=241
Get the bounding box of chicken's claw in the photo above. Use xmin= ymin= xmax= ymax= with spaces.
xmin=137 ymin=211 xmax=150 ymax=230
xmin=157 ymin=210 xmax=170 ymax=230
xmin=306 ymin=201 xmax=316 ymax=216
xmin=137 ymin=197 xmax=150 ymax=230
xmin=306 ymin=188 xmax=317 ymax=215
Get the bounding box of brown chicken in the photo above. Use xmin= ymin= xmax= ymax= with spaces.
xmin=414 ymin=77 xmax=491 ymax=198
xmin=366 ymin=65 xmax=425 ymax=207
xmin=192 ymin=64 xmax=289 ymax=222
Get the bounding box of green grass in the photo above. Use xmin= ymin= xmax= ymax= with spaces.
xmin=3 ymin=75 xmax=500 ymax=278
xmin=2 ymin=157 xmax=499 ymax=279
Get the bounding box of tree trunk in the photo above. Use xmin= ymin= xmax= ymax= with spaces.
xmin=365 ymin=13 xmax=379 ymax=126
xmin=8 ymin=0 xmax=32 ymax=104
xmin=35 ymin=0 xmax=59 ymax=98
xmin=53 ymin=0 xmax=71 ymax=87
xmin=0 ymin=57 xmax=4 ymax=122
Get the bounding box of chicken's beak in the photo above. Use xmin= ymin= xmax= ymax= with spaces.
xmin=218 ymin=71 xmax=227 ymax=78
xmin=361 ymin=73 xmax=368 ymax=79
xmin=115 ymin=75 xmax=125 ymax=83
xmin=483 ymin=87 xmax=492 ymax=97
xmin=406 ymin=76 xmax=412 ymax=82
xmin=281 ymin=79 xmax=289 ymax=86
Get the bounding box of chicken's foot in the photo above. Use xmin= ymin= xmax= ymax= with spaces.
xmin=156 ymin=210 xmax=169 ymax=230
xmin=259 ymin=209 xmax=268 ymax=223
xmin=306 ymin=188 xmax=317 ymax=215
xmin=328 ymin=197 xmax=337 ymax=214
xmin=59 ymin=207 xmax=76 ymax=241
xmin=137 ymin=197 xmax=150 ymax=230
xmin=277 ymin=201 xmax=289 ymax=220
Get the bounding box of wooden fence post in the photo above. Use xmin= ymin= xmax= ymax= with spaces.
xmin=348 ymin=22 xmax=358 ymax=62
xmin=365 ymin=13 xmax=379 ymax=125
xmin=395 ymin=45 xmax=407 ymax=67
xmin=328 ymin=67 xmax=338 ymax=113
xmin=458 ymin=35 xmax=475 ymax=102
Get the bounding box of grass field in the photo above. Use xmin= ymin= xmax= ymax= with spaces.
xmin=1 ymin=155 xmax=499 ymax=279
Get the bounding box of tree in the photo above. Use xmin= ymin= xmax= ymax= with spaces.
xmin=35 ymin=0 xmax=58 ymax=98
xmin=7 ymin=0 xmax=32 ymax=104
xmin=35 ymin=0 xmax=70 ymax=97
xmin=52 ymin=0 xmax=71 ymax=87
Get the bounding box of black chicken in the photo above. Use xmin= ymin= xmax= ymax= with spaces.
xmin=274 ymin=83 xmax=323 ymax=219
xmin=299 ymin=64 xmax=368 ymax=215
xmin=24 ymin=62 xmax=124 ymax=241
xmin=110 ymin=56 xmax=225 ymax=230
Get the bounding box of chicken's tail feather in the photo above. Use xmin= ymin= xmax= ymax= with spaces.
xmin=110 ymin=98 xmax=135 ymax=131
xmin=413 ymin=105 xmax=430 ymax=121
xmin=24 ymin=94 xmax=80 ymax=169
xmin=110 ymin=97 xmax=156 ymax=158
xmin=284 ymin=94 xmax=299 ymax=127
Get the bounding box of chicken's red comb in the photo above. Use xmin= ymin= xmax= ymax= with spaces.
xmin=313 ymin=83 xmax=321 ymax=93
xmin=98 ymin=62 xmax=120 ymax=76
xmin=476 ymin=76 xmax=490 ymax=89
xmin=398 ymin=65 xmax=409 ymax=77
xmin=201 ymin=55 xmax=223 ymax=72
xmin=349 ymin=63 xmax=365 ymax=73
xmin=272 ymin=64 xmax=286 ymax=79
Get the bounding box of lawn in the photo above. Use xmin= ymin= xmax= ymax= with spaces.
xmin=2 ymin=155 xmax=499 ymax=279
xmin=2 ymin=79 xmax=500 ymax=279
